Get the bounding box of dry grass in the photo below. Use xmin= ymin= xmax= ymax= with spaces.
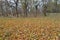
xmin=0 ymin=17 xmax=60 ymax=40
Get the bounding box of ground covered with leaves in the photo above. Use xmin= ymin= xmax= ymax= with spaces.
xmin=0 ymin=17 xmax=60 ymax=40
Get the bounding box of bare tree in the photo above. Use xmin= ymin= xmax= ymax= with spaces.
xmin=0 ymin=0 xmax=4 ymax=16
xmin=13 ymin=0 xmax=19 ymax=17
xmin=42 ymin=0 xmax=48 ymax=16
xmin=34 ymin=0 xmax=39 ymax=17
xmin=54 ymin=0 xmax=58 ymax=12
xmin=22 ymin=0 xmax=28 ymax=17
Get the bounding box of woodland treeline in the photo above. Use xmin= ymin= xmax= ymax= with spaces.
xmin=0 ymin=0 xmax=60 ymax=17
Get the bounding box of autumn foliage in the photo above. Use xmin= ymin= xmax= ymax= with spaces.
xmin=0 ymin=17 xmax=60 ymax=40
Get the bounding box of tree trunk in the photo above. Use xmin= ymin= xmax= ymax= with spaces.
xmin=43 ymin=5 xmax=47 ymax=16
xmin=24 ymin=0 xmax=28 ymax=17
xmin=15 ymin=0 xmax=19 ymax=17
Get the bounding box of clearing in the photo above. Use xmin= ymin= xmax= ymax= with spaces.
xmin=0 ymin=16 xmax=60 ymax=40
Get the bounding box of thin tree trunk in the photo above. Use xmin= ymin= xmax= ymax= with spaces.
xmin=43 ymin=5 xmax=47 ymax=16
xmin=24 ymin=0 xmax=28 ymax=17
xmin=0 ymin=1 xmax=4 ymax=16
xmin=15 ymin=0 xmax=19 ymax=17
